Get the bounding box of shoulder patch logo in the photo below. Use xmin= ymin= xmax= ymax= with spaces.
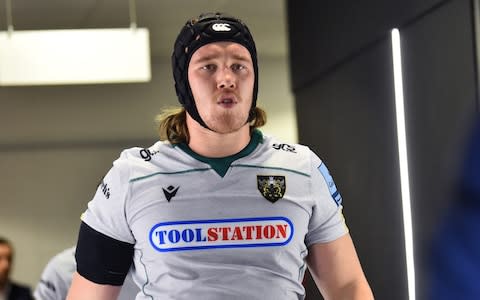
xmin=257 ymin=175 xmax=286 ymax=203
xmin=318 ymin=163 xmax=342 ymax=206
xmin=163 ymin=185 xmax=179 ymax=202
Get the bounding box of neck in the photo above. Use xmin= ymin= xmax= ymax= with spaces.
xmin=186 ymin=117 xmax=251 ymax=158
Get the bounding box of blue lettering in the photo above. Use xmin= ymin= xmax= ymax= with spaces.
xmin=195 ymin=228 xmax=206 ymax=242
xmin=168 ymin=230 xmax=181 ymax=243
xmin=182 ymin=229 xmax=194 ymax=242
xmin=156 ymin=230 xmax=167 ymax=244
xmin=156 ymin=228 xmax=207 ymax=244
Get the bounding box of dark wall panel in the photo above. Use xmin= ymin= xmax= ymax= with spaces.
xmin=401 ymin=0 xmax=478 ymax=297
xmin=288 ymin=0 xmax=478 ymax=299
xmin=288 ymin=0 xmax=446 ymax=90
xmin=296 ymin=39 xmax=407 ymax=300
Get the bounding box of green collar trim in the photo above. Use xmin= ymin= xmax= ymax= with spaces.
xmin=177 ymin=129 xmax=263 ymax=177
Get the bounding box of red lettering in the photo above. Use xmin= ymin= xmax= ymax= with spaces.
xmin=243 ymin=226 xmax=254 ymax=240
xmin=255 ymin=225 xmax=262 ymax=239
xmin=207 ymin=227 xmax=218 ymax=241
xmin=231 ymin=227 xmax=244 ymax=240
xmin=263 ymin=225 xmax=275 ymax=239
xmin=205 ymin=223 xmax=289 ymax=243
xmin=276 ymin=224 xmax=288 ymax=238
xmin=220 ymin=227 xmax=231 ymax=240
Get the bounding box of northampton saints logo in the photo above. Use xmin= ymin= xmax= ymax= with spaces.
xmin=257 ymin=175 xmax=286 ymax=203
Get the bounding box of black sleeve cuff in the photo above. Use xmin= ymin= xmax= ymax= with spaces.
xmin=75 ymin=221 xmax=134 ymax=285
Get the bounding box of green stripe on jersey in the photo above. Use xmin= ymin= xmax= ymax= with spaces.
xmin=130 ymin=168 xmax=211 ymax=182
xmin=231 ymin=164 xmax=310 ymax=177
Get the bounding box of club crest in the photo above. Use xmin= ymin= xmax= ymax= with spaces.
xmin=257 ymin=175 xmax=286 ymax=203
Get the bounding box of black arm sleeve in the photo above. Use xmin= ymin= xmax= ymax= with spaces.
xmin=75 ymin=221 xmax=134 ymax=285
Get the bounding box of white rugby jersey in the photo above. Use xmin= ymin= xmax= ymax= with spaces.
xmin=81 ymin=130 xmax=348 ymax=300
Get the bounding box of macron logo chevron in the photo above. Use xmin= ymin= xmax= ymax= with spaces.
xmin=162 ymin=185 xmax=179 ymax=202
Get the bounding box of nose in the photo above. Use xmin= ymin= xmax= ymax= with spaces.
xmin=217 ymin=67 xmax=236 ymax=90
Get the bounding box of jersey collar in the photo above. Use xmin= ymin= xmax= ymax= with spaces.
xmin=177 ymin=129 xmax=263 ymax=177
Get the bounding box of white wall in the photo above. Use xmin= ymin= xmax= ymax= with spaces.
xmin=0 ymin=56 xmax=297 ymax=288
xmin=258 ymin=56 xmax=298 ymax=144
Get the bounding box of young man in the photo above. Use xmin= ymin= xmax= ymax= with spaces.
xmin=67 ymin=13 xmax=373 ymax=299
xmin=0 ymin=238 xmax=34 ymax=300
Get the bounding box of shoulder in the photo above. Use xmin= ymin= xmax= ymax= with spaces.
xmin=110 ymin=141 xmax=177 ymax=180
xmin=117 ymin=141 xmax=171 ymax=164
xmin=261 ymin=132 xmax=316 ymax=154
xmin=259 ymin=133 xmax=321 ymax=171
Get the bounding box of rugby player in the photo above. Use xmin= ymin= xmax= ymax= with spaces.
xmin=67 ymin=12 xmax=373 ymax=300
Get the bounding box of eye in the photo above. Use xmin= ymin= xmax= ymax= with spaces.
xmin=231 ymin=64 xmax=246 ymax=72
xmin=201 ymin=64 xmax=217 ymax=71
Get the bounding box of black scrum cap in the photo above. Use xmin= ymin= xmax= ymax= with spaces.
xmin=172 ymin=12 xmax=258 ymax=129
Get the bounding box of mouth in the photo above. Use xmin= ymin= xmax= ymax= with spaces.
xmin=217 ymin=95 xmax=237 ymax=106
xmin=219 ymin=98 xmax=234 ymax=104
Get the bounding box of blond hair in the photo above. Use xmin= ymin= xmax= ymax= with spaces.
xmin=156 ymin=107 xmax=267 ymax=144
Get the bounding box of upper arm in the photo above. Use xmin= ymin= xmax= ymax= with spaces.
xmin=306 ymin=234 xmax=373 ymax=299
xmin=67 ymin=272 xmax=121 ymax=300
xmin=70 ymin=154 xmax=135 ymax=297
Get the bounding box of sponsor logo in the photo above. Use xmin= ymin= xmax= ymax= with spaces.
xmin=162 ymin=185 xmax=179 ymax=202
xmin=257 ymin=175 xmax=286 ymax=203
xmin=39 ymin=279 xmax=56 ymax=292
xmin=318 ymin=163 xmax=342 ymax=205
xmin=272 ymin=143 xmax=296 ymax=153
xmin=149 ymin=217 xmax=294 ymax=252
xmin=140 ymin=148 xmax=160 ymax=162
xmin=212 ymin=23 xmax=231 ymax=32
xmin=100 ymin=180 xmax=111 ymax=199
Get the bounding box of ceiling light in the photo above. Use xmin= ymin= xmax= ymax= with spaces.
xmin=0 ymin=0 xmax=151 ymax=86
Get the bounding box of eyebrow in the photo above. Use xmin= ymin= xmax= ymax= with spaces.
xmin=191 ymin=53 xmax=251 ymax=64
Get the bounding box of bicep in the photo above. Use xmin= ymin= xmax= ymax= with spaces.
xmin=306 ymin=233 xmax=371 ymax=299
xmin=67 ymin=272 xmax=121 ymax=300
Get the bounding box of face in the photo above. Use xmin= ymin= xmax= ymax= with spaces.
xmin=188 ymin=42 xmax=254 ymax=133
xmin=0 ymin=244 xmax=12 ymax=285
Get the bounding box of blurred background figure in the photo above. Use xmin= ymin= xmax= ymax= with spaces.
xmin=34 ymin=247 xmax=75 ymax=300
xmin=429 ymin=113 xmax=480 ymax=299
xmin=34 ymin=246 xmax=139 ymax=300
xmin=0 ymin=237 xmax=34 ymax=300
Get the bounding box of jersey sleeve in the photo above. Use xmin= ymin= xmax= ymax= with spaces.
xmin=305 ymin=151 xmax=349 ymax=247
xmin=81 ymin=152 xmax=135 ymax=244
xmin=75 ymin=152 xmax=135 ymax=284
